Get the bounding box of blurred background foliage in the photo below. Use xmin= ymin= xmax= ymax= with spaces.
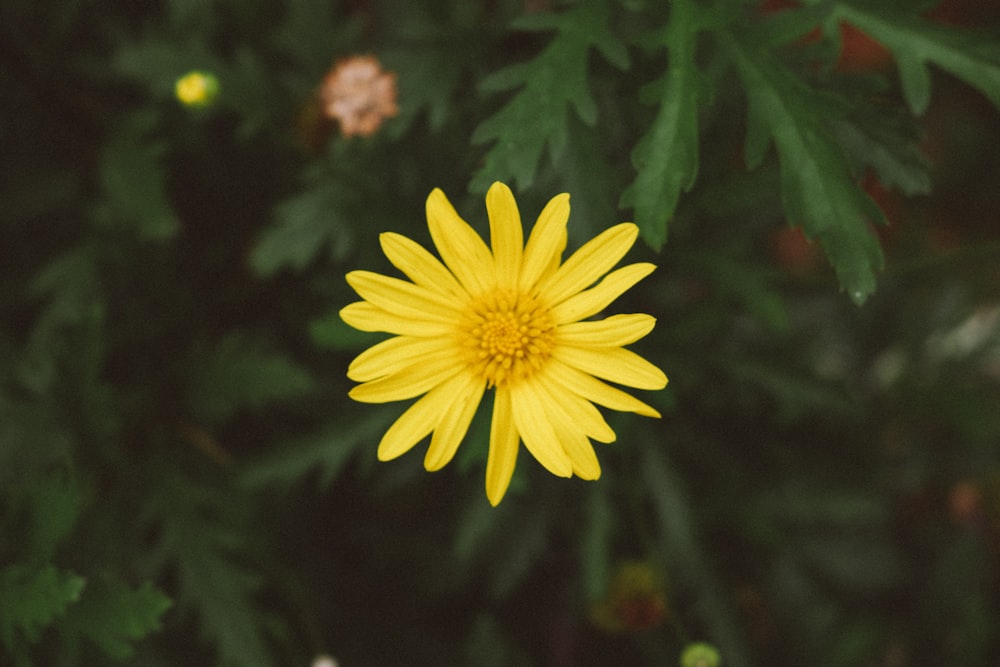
xmin=2 ymin=0 xmax=1000 ymax=665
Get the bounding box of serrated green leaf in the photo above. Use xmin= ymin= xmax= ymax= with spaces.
xmin=187 ymin=334 xmax=315 ymax=424
xmin=836 ymin=4 xmax=1000 ymax=115
xmin=830 ymin=109 xmax=931 ymax=197
xmin=620 ymin=0 xmax=700 ymax=250
xmin=471 ymin=0 xmax=628 ymax=191
xmin=0 ymin=564 xmax=86 ymax=647
xmin=727 ymin=37 xmax=885 ymax=304
xmin=251 ymin=180 xmax=356 ymax=277
xmin=62 ymin=579 xmax=171 ymax=659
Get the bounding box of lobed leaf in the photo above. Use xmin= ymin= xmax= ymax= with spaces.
xmin=727 ymin=36 xmax=885 ymax=304
xmin=835 ymin=3 xmax=1000 ymax=115
xmin=471 ymin=0 xmax=628 ymax=191
xmin=620 ymin=0 xmax=701 ymax=250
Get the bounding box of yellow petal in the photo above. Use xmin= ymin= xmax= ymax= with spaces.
xmin=349 ymin=352 xmax=463 ymax=403
xmin=553 ymin=345 xmax=667 ymax=390
xmin=550 ymin=263 xmax=656 ymax=324
xmin=424 ymin=373 xmax=485 ymax=471
xmin=348 ymin=336 xmax=452 ymax=382
xmin=377 ymin=374 xmax=469 ymax=461
xmin=539 ymin=223 xmax=639 ymax=306
xmin=557 ymin=314 xmax=656 ymax=348
xmin=486 ymin=387 xmax=520 ymax=506
xmin=535 ymin=368 xmax=616 ymax=443
xmin=380 ymin=232 xmax=466 ymax=298
xmin=532 ymin=379 xmax=602 ymax=479
xmin=346 ymin=271 xmax=458 ymax=321
xmin=520 ymin=193 xmax=569 ymax=293
xmin=340 ymin=302 xmax=453 ymax=337
xmin=510 ymin=381 xmax=573 ymax=478
xmin=426 ymin=188 xmax=496 ymax=295
xmin=546 ymin=358 xmax=662 ymax=418
xmin=486 ymin=182 xmax=523 ymax=291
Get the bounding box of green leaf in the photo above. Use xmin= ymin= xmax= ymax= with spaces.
xmin=240 ymin=409 xmax=395 ymax=489
xmin=309 ymin=309 xmax=384 ymax=351
xmin=620 ymin=0 xmax=700 ymax=250
xmin=0 ymin=564 xmax=86 ymax=647
xmin=727 ymin=36 xmax=885 ymax=304
xmin=835 ymin=3 xmax=1000 ymax=115
xmin=148 ymin=476 xmax=272 ymax=667
xmin=62 ymin=579 xmax=171 ymax=659
xmin=830 ymin=108 xmax=931 ymax=197
xmin=471 ymin=0 xmax=628 ymax=191
xmin=187 ymin=334 xmax=315 ymax=424
xmin=250 ymin=179 xmax=357 ymax=277
xmin=95 ymin=113 xmax=179 ymax=240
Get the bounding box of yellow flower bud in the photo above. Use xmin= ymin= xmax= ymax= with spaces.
xmin=175 ymin=71 xmax=220 ymax=107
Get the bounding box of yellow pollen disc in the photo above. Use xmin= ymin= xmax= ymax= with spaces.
xmin=460 ymin=291 xmax=555 ymax=388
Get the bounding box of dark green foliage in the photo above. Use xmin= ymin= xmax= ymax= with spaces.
xmin=2 ymin=0 xmax=1000 ymax=665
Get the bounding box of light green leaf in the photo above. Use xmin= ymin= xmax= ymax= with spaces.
xmin=0 ymin=564 xmax=86 ymax=647
xmin=620 ymin=0 xmax=700 ymax=250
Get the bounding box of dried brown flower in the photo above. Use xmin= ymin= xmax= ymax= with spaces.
xmin=319 ymin=55 xmax=399 ymax=138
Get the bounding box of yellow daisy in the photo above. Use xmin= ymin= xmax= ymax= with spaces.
xmin=341 ymin=182 xmax=667 ymax=505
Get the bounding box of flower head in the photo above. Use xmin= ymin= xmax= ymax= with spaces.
xmin=319 ymin=55 xmax=399 ymax=138
xmin=341 ymin=182 xmax=667 ymax=505
xmin=175 ymin=71 xmax=220 ymax=107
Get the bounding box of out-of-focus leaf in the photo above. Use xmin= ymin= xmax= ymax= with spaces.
xmin=620 ymin=0 xmax=700 ymax=250
xmin=835 ymin=3 xmax=1000 ymax=115
xmin=62 ymin=579 xmax=171 ymax=659
xmin=0 ymin=564 xmax=85 ymax=646
xmin=187 ymin=334 xmax=314 ymax=425
xmin=96 ymin=114 xmax=178 ymax=240
xmin=240 ymin=409 xmax=395 ymax=489
xmin=309 ymin=309 xmax=384 ymax=350
xmin=471 ymin=0 xmax=628 ymax=191
xmin=250 ymin=179 xmax=356 ymax=276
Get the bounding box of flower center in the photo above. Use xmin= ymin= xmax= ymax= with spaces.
xmin=460 ymin=291 xmax=555 ymax=388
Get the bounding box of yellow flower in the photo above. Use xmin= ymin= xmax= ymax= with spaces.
xmin=175 ymin=71 xmax=219 ymax=107
xmin=341 ymin=182 xmax=667 ymax=505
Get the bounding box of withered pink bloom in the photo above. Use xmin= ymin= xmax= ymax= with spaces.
xmin=320 ymin=56 xmax=399 ymax=138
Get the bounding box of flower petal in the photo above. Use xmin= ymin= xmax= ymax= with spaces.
xmin=340 ymin=302 xmax=453 ymax=337
xmin=532 ymin=380 xmax=602 ymax=479
xmin=486 ymin=182 xmax=523 ymax=291
xmin=553 ymin=345 xmax=667 ymax=390
xmin=546 ymin=358 xmax=662 ymax=418
xmin=380 ymin=232 xmax=466 ymax=298
xmin=348 ymin=335 xmax=453 ymax=382
xmin=424 ymin=374 xmax=486 ymax=471
xmin=558 ymin=313 xmax=657 ymax=348
xmin=349 ymin=351 xmax=463 ymax=403
xmin=346 ymin=270 xmax=458 ymax=321
xmin=539 ymin=223 xmax=639 ymax=306
xmin=550 ymin=263 xmax=656 ymax=324
xmin=510 ymin=381 xmax=573 ymax=478
xmin=426 ymin=188 xmax=495 ymax=295
xmin=377 ymin=373 xmax=470 ymax=461
xmin=486 ymin=387 xmax=520 ymax=506
xmin=535 ymin=368 xmax=616 ymax=443
xmin=520 ymin=193 xmax=569 ymax=293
